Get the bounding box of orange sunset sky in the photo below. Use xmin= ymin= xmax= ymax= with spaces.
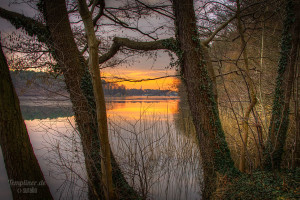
xmin=0 ymin=2 xmax=179 ymax=91
xmin=102 ymin=68 xmax=179 ymax=91
xmin=101 ymin=51 xmax=179 ymax=91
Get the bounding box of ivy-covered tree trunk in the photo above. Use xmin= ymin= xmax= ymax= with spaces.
xmin=41 ymin=0 xmax=104 ymax=198
xmin=0 ymin=1 xmax=139 ymax=199
xmin=0 ymin=0 xmax=239 ymax=199
xmin=172 ymin=0 xmax=238 ymax=198
xmin=0 ymin=43 xmax=53 ymax=200
xmin=41 ymin=0 xmax=138 ymax=199
xmin=263 ymin=0 xmax=300 ymax=170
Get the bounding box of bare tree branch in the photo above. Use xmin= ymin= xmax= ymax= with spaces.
xmin=0 ymin=7 xmax=49 ymax=43
xmin=103 ymin=11 xmax=157 ymax=40
xmin=135 ymin=0 xmax=174 ymax=20
xmin=99 ymin=37 xmax=174 ymax=64
xmin=92 ymin=0 xmax=105 ymax=25
xmin=202 ymin=14 xmax=236 ymax=46
xmin=103 ymin=74 xmax=179 ymax=83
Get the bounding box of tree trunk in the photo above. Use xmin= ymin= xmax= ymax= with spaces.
xmin=263 ymin=0 xmax=300 ymax=170
xmin=41 ymin=0 xmax=138 ymax=199
xmin=293 ymin=59 xmax=299 ymax=168
xmin=77 ymin=0 xmax=114 ymax=199
xmin=0 ymin=43 xmax=53 ymax=200
xmin=0 ymin=1 xmax=139 ymax=198
xmin=236 ymin=0 xmax=258 ymax=173
xmin=0 ymin=0 xmax=241 ymax=198
xmin=42 ymin=0 xmax=103 ymax=198
xmin=172 ymin=0 xmax=238 ymax=198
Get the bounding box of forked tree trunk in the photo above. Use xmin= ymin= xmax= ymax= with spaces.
xmin=0 ymin=43 xmax=53 ymax=200
xmin=263 ymin=0 xmax=300 ymax=170
xmin=172 ymin=0 xmax=238 ymax=198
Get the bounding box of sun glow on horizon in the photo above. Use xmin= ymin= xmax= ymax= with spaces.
xmin=101 ymin=69 xmax=179 ymax=91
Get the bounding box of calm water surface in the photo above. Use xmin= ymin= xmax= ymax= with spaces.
xmin=0 ymin=96 xmax=202 ymax=200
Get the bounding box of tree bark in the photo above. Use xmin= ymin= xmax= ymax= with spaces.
xmin=41 ymin=0 xmax=104 ymax=198
xmin=42 ymin=0 xmax=141 ymax=199
xmin=77 ymin=0 xmax=114 ymax=199
xmin=0 ymin=42 xmax=53 ymax=200
xmin=172 ymin=0 xmax=238 ymax=198
xmin=263 ymin=0 xmax=300 ymax=170
xmin=0 ymin=1 xmax=139 ymax=199
xmin=0 ymin=0 xmax=240 ymax=198
xmin=293 ymin=58 xmax=300 ymax=168
xmin=0 ymin=2 xmax=140 ymax=199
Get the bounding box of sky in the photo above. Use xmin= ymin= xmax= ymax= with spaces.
xmin=0 ymin=0 xmax=178 ymax=90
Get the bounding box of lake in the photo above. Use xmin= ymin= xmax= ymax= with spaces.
xmin=0 ymin=96 xmax=202 ymax=200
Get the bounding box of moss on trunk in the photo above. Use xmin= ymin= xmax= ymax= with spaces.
xmin=263 ymin=0 xmax=300 ymax=170
xmin=172 ymin=0 xmax=239 ymax=198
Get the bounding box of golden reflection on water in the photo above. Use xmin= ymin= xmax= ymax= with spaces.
xmin=17 ymin=96 xmax=201 ymax=200
xmin=107 ymin=97 xmax=179 ymax=120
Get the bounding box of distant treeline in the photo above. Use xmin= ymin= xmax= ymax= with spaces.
xmin=20 ymin=105 xmax=73 ymax=120
xmin=10 ymin=70 xmax=177 ymax=97
xmin=123 ymin=88 xmax=177 ymax=96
